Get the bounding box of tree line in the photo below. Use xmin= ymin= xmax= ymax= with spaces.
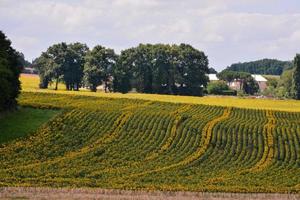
xmin=2 ymin=28 xmax=300 ymax=114
xmin=215 ymin=55 xmax=300 ymax=99
xmin=223 ymin=58 xmax=293 ymax=75
xmin=34 ymin=43 xmax=210 ymax=96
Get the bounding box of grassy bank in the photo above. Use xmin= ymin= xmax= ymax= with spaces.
xmin=0 ymin=107 xmax=59 ymax=144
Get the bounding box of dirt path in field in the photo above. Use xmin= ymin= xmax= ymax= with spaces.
xmin=0 ymin=187 xmax=299 ymax=200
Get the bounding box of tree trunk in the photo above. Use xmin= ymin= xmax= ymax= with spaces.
xmin=91 ymin=85 xmax=96 ymax=92
xmin=55 ymin=78 xmax=59 ymax=90
xmin=104 ymin=81 xmax=108 ymax=93
xmin=74 ymin=83 xmax=79 ymax=91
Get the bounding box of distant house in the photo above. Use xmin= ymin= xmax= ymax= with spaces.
xmin=207 ymin=74 xmax=219 ymax=82
xmin=228 ymin=80 xmax=242 ymax=91
xmin=228 ymin=74 xmax=268 ymax=92
xmin=22 ymin=67 xmax=38 ymax=74
xmin=251 ymin=74 xmax=267 ymax=91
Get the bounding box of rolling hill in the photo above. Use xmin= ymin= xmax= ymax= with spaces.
xmin=0 ymin=91 xmax=299 ymax=193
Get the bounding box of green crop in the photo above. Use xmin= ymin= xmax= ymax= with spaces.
xmin=0 ymin=91 xmax=299 ymax=193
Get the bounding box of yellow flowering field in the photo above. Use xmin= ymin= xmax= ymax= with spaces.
xmin=1 ymin=74 xmax=298 ymax=193
xmin=0 ymin=90 xmax=298 ymax=193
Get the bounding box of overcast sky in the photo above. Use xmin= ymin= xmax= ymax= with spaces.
xmin=1 ymin=0 xmax=300 ymax=71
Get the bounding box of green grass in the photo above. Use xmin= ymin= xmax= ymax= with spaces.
xmin=263 ymin=75 xmax=280 ymax=80
xmin=0 ymin=107 xmax=59 ymax=144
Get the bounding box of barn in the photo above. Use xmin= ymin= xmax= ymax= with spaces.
xmin=251 ymin=74 xmax=268 ymax=91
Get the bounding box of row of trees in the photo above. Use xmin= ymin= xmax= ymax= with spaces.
xmin=0 ymin=31 xmax=22 ymax=111
xmin=256 ymin=55 xmax=300 ymax=99
xmin=224 ymin=59 xmax=293 ymax=75
xmin=35 ymin=43 xmax=210 ymax=96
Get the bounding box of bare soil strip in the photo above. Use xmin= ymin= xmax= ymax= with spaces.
xmin=1 ymin=187 xmax=299 ymax=200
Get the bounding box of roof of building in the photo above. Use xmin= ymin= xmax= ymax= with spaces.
xmin=251 ymin=74 xmax=267 ymax=82
xmin=207 ymin=74 xmax=219 ymax=81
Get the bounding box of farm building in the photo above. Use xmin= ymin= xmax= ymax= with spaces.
xmin=22 ymin=67 xmax=38 ymax=74
xmin=228 ymin=74 xmax=267 ymax=91
xmin=207 ymin=74 xmax=219 ymax=82
xmin=251 ymin=74 xmax=267 ymax=91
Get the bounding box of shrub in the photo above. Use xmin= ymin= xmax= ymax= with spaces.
xmin=207 ymin=81 xmax=236 ymax=95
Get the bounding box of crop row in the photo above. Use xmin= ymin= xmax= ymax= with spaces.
xmin=0 ymin=91 xmax=299 ymax=193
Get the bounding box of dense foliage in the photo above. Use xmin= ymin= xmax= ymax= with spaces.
xmin=217 ymin=70 xmax=258 ymax=95
xmin=243 ymin=75 xmax=259 ymax=95
xmin=33 ymin=42 xmax=89 ymax=90
xmin=0 ymin=31 xmax=22 ymax=111
xmin=34 ymin=43 xmax=209 ymax=96
xmin=83 ymin=45 xmax=117 ymax=92
xmin=17 ymin=52 xmax=31 ymax=68
xmin=0 ymin=91 xmax=299 ymax=193
xmin=207 ymin=81 xmax=236 ymax=95
xmin=224 ymin=59 xmax=292 ymax=75
xmin=113 ymin=44 xmax=209 ymax=96
xmin=265 ymin=69 xmax=295 ymax=98
xmin=293 ymin=54 xmax=300 ymax=100
xmin=208 ymin=67 xmax=217 ymax=74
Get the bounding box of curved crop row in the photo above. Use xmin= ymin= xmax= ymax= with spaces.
xmin=0 ymin=92 xmax=299 ymax=193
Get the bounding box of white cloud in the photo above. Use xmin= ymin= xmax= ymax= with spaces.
xmin=0 ymin=0 xmax=300 ymax=69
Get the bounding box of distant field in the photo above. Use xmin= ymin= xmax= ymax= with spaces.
xmin=263 ymin=75 xmax=281 ymax=80
xmin=0 ymin=91 xmax=299 ymax=193
xmin=0 ymin=107 xmax=59 ymax=144
xmin=20 ymin=74 xmax=300 ymax=112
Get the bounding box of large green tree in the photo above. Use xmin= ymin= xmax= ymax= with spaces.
xmin=83 ymin=45 xmax=117 ymax=92
xmin=0 ymin=31 xmax=22 ymax=111
xmin=218 ymin=70 xmax=258 ymax=94
xmin=293 ymin=54 xmax=300 ymax=100
xmin=176 ymin=44 xmax=209 ymax=95
xmin=44 ymin=43 xmax=68 ymax=90
xmin=152 ymin=44 xmax=177 ymax=94
xmin=34 ymin=42 xmax=88 ymax=90
xmin=112 ymin=48 xmax=135 ymax=93
xmin=113 ymin=43 xmax=209 ymax=96
xmin=33 ymin=52 xmax=52 ymax=88
xmin=63 ymin=43 xmax=89 ymax=90
xmin=276 ymin=69 xmax=294 ymax=98
xmin=243 ymin=76 xmax=259 ymax=95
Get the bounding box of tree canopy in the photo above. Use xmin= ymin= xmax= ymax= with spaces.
xmin=293 ymin=54 xmax=300 ymax=100
xmin=209 ymin=67 xmax=217 ymax=74
xmin=33 ymin=42 xmax=89 ymax=90
xmin=83 ymin=45 xmax=117 ymax=92
xmin=217 ymin=70 xmax=258 ymax=95
xmin=112 ymin=44 xmax=209 ymax=96
xmin=0 ymin=31 xmax=22 ymax=111
xmin=224 ymin=59 xmax=292 ymax=75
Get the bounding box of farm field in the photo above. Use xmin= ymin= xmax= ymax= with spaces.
xmin=20 ymin=74 xmax=300 ymax=112
xmin=0 ymin=90 xmax=299 ymax=193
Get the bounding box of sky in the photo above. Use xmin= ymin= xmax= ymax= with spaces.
xmin=1 ymin=0 xmax=300 ymax=71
